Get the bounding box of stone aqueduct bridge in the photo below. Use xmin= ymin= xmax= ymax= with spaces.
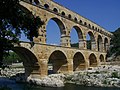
xmin=13 ymin=0 xmax=113 ymax=78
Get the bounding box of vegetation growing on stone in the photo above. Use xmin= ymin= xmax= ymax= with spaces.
xmin=108 ymin=27 xmax=120 ymax=57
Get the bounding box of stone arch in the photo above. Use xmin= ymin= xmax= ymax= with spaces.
xmin=92 ymin=26 xmax=94 ymax=30
xmin=86 ymin=31 xmax=96 ymax=50
xmin=88 ymin=24 xmax=91 ymax=29
xmin=68 ymin=14 xmax=72 ymax=19
xmin=97 ymin=28 xmax=99 ymax=32
xmin=104 ymin=37 xmax=108 ymax=51
xmin=44 ymin=4 xmax=49 ymax=9
xmin=97 ymin=35 xmax=103 ymax=51
xmin=46 ymin=17 xmax=66 ymax=34
xmin=61 ymin=11 xmax=65 ymax=16
xmin=53 ymin=8 xmax=58 ymax=13
xmin=13 ymin=47 xmax=40 ymax=79
xmin=95 ymin=27 xmax=97 ymax=30
xmin=84 ymin=22 xmax=87 ymax=26
xmin=99 ymin=54 xmax=104 ymax=62
xmin=79 ymin=20 xmax=83 ymax=24
xmin=73 ymin=52 xmax=86 ymax=71
xmin=46 ymin=17 xmax=66 ymax=45
xmin=29 ymin=0 xmax=40 ymax=5
xmin=34 ymin=0 xmax=40 ymax=5
xmin=74 ymin=17 xmax=78 ymax=22
xmin=48 ymin=50 xmax=68 ymax=74
xmin=70 ymin=26 xmax=83 ymax=48
xmin=89 ymin=53 xmax=97 ymax=67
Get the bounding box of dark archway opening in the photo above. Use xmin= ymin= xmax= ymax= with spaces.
xmin=89 ymin=53 xmax=97 ymax=67
xmin=29 ymin=0 xmax=40 ymax=5
xmin=53 ymin=8 xmax=58 ymax=13
xmin=12 ymin=47 xmax=40 ymax=79
xmin=68 ymin=14 xmax=72 ymax=19
xmin=48 ymin=50 xmax=67 ymax=74
xmin=73 ymin=52 xmax=86 ymax=71
xmin=100 ymin=54 xmax=104 ymax=62
xmin=61 ymin=11 xmax=65 ymax=16
xmin=44 ymin=4 xmax=49 ymax=9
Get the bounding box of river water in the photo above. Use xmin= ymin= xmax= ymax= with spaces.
xmin=0 ymin=77 xmax=120 ymax=90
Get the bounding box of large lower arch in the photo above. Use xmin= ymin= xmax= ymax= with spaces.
xmin=13 ymin=47 xmax=40 ymax=79
xmin=89 ymin=53 xmax=97 ymax=67
xmin=70 ymin=26 xmax=83 ymax=48
xmin=48 ymin=50 xmax=68 ymax=74
xmin=73 ymin=52 xmax=86 ymax=71
xmin=46 ymin=17 xmax=66 ymax=45
xmin=86 ymin=31 xmax=96 ymax=50
xmin=97 ymin=35 xmax=103 ymax=51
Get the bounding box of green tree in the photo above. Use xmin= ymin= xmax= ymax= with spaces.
xmin=87 ymin=40 xmax=91 ymax=50
xmin=108 ymin=28 xmax=120 ymax=57
xmin=3 ymin=52 xmax=21 ymax=64
xmin=0 ymin=0 xmax=44 ymax=67
xmin=71 ymin=43 xmax=79 ymax=48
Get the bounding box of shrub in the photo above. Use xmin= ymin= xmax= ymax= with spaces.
xmin=111 ymin=72 xmax=119 ymax=78
xmin=95 ymin=71 xmax=100 ymax=74
xmin=103 ymin=80 xmax=107 ymax=84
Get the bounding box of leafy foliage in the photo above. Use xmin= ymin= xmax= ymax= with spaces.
xmin=0 ymin=0 xmax=44 ymax=67
xmin=71 ymin=43 xmax=79 ymax=48
xmin=108 ymin=28 xmax=120 ymax=57
xmin=3 ymin=52 xmax=21 ymax=64
xmin=111 ymin=71 xmax=120 ymax=79
xmin=87 ymin=40 xmax=91 ymax=50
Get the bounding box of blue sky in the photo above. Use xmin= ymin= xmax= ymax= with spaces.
xmin=54 ymin=0 xmax=120 ymax=32
xmin=21 ymin=0 xmax=120 ymax=44
xmin=54 ymin=0 xmax=120 ymax=31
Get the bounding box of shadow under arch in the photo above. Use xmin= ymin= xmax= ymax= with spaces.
xmin=89 ymin=53 xmax=97 ymax=67
xmin=48 ymin=50 xmax=67 ymax=74
xmin=73 ymin=52 xmax=86 ymax=71
xmin=99 ymin=54 xmax=104 ymax=62
xmin=12 ymin=47 xmax=40 ymax=79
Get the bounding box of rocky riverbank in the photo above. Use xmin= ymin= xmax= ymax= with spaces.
xmin=25 ymin=65 xmax=120 ymax=87
xmin=1 ymin=65 xmax=120 ymax=88
xmin=27 ymin=74 xmax=65 ymax=87
xmin=65 ymin=65 xmax=120 ymax=87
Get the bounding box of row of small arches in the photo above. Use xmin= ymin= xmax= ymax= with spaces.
xmin=28 ymin=0 xmax=111 ymax=37
xmin=48 ymin=50 xmax=105 ymax=72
